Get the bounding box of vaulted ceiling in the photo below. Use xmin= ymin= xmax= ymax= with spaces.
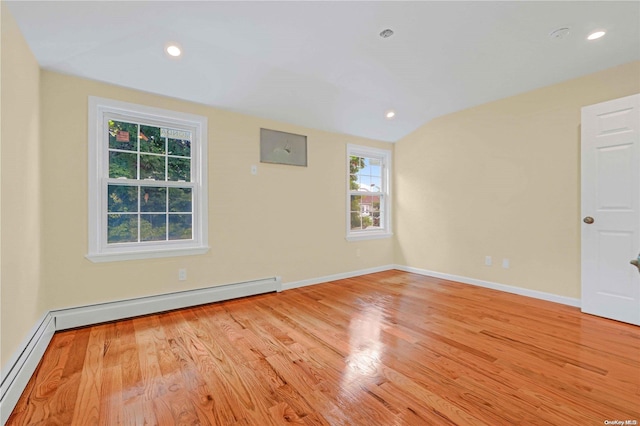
xmin=7 ymin=1 xmax=640 ymax=142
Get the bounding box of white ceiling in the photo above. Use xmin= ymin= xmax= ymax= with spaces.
xmin=7 ymin=1 xmax=640 ymax=142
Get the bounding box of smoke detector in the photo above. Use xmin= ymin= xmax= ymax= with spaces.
xmin=379 ymin=29 xmax=394 ymax=39
xmin=549 ymin=28 xmax=570 ymax=40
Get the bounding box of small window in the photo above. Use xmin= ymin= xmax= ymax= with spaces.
xmin=87 ymin=97 xmax=208 ymax=262
xmin=347 ymin=144 xmax=392 ymax=241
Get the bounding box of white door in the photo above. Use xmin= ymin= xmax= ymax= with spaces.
xmin=581 ymin=93 xmax=640 ymax=325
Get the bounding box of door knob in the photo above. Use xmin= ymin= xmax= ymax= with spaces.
xmin=583 ymin=216 xmax=594 ymax=224
xmin=631 ymin=257 xmax=640 ymax=273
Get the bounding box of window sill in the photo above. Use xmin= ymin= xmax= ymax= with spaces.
xmin=346 ymin=232 xmax=393 ymax=242
xmin=86 ymin=246 xmax=209 ymax=263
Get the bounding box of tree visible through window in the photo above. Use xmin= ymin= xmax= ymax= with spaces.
xmin=107 ymin=120 xmax=193 ymax=243
xmin=87 ymin=97 xmax=208 ymax=262
xmin=347 ymin=145 xmax=391 ymax=240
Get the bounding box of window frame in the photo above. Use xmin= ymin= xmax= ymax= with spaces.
xmin=346 ymin=144 xmax=392 ymax=241
xmin=87 ymin=96 xmax=209 ymax=262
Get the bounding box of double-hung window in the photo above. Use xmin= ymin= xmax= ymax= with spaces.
xmin=87 ymin=97 xmax=208 ymax=262
xmin=347 ymin=144 xmax=392 ymax=241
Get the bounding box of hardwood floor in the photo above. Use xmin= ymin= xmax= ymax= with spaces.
xmin=7 ymin=270 xmax=640 ymax=425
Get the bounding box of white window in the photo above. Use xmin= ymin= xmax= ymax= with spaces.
xmin=347 ymin=144 xmax=392 ymax=241
xmin=87 ymin=97 xmax=208 ymax=262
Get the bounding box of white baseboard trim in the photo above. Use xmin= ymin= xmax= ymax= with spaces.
xmin=282 ymin=265 xmax=395 ymax=291
xmin=0 ymin=313 xmax=55 ymax=424
xmin=0 ymin=266 xmax=581 ymax=422
xmin=0 ymin=276 xmax=280 ymax=423
xmin=394 ymin=265 xmax=581 ymax=307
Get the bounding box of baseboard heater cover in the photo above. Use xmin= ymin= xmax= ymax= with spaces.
xmin=0 ymin=314 xmax=56 ymax=424
xmin=53 ymin=276 xmax=282 ymax=331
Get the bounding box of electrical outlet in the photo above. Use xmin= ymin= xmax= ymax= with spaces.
xmin=356 ymin=248 xmax=361 ymax=258
xmin=178 ymin=268 xmax=187 ymax=281
xmin=502 ymin=258 xmax=510 ymax=269
xmin=251 ymin=165 xmax=257 ymax=175
xmin=485 ymin=256 xmax=492 ymax=266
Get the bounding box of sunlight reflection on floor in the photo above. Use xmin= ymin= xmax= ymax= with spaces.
xmin=340 ymin=299 xmax=385 ymax=393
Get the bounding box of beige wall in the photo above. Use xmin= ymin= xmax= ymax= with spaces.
xmin=39 ymin=71 xmax=394 ymax=311
xmin=1 ymin=4 xmax=44 ymax=370
xmin=395 ymin=61 xmax=640 ymax=298
xmin=3 ymin=7 xmax=639 ymax=374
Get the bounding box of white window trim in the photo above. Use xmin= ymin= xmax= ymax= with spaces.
xmin=87 ymin=96 xmax=209 ymax=262
xmin=346 ymin=144 xmax=392 ymax=242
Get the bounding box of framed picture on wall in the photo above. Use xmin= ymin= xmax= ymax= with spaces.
xmin=260 ymin=128 xmax=307 ymax=167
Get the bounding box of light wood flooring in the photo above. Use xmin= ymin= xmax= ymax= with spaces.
xmin=7 ymin=270 xmax=640 ymax=425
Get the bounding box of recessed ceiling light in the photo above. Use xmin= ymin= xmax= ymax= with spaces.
xmin=166 ymin=44 xmax=181 ymax=57
xmin=385 ymin=110 xmax=396 ymax=119
xmin=587 ymin=30 xmax=606 ymax=41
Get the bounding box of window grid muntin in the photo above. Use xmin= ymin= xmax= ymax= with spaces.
xmin=107 ymin=118 xmax=192 ymax=182
xmin=346 ymin=145 xmax=391 ymax=240
xmin=350 ymin=155 xmax=384 ymax=194
xmin=89 ymin=97 xmax=208 ymax=262
xmin=104 ymin=115 xmax=195 ymax=246
xmin=105 ymin=181 xmax=194 ymax=244
xmin=349 ymin=154 xmax=386 ymax=232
